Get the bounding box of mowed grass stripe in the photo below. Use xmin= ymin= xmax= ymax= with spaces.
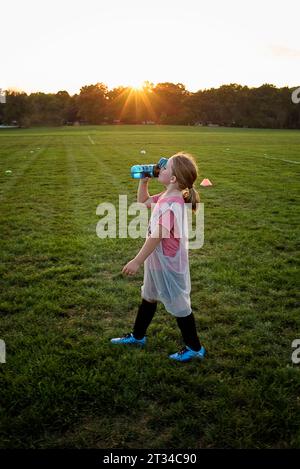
xmin=0 ymin=139 xmax=52 ymax=202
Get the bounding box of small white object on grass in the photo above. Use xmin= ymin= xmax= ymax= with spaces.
xmin=5 ymin=170 xmax=12 ymax=175
xmin=140 ymin=150 xmax=146 ymax=154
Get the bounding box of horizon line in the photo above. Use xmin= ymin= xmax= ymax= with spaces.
xmin=1 ymin=81 xmax=299 ymax=96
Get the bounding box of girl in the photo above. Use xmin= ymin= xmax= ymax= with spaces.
xmin=110 ymin=153 xmax=206 ymax=363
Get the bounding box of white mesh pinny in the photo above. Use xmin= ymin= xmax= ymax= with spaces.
xmin=141 ymin=196 xmax=192 ymax=317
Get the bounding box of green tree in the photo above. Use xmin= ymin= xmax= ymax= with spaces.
xmin=78 ymin=83 xmax=108 ymax=124
xmin=3 ymin=90 xmax=29 ymax=126
xmin=152 ymin=83 xmax=190 ymax=124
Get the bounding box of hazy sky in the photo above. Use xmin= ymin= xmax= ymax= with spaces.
xmin=1 ymin=0 xmax=299 ymax=94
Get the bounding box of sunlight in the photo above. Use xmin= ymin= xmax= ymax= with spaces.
xmin=128 ymin=80 xmax=146 ymax=92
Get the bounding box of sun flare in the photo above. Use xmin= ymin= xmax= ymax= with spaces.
xmin=128 ymin=80 xmax=145 ymax=91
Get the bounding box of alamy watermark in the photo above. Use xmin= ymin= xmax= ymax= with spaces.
xmin=291 ymin=87 xmax=300 ymax=104
xmin=95 ymin=196 xmax=204 ymax=249
xmin=291 ymin=339 xmax=300 ymax=364
xmin=0 ymin=339 xmax=5 ymax=363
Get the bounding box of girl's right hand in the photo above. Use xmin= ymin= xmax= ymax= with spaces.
xmin=140 ymin=177 xmax=150 ymax=183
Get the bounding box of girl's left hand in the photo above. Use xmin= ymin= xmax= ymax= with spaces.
xmin=122 ymin=259 xmax=141 ymax=276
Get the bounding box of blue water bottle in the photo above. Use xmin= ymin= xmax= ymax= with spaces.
xmin=130 ymin=157 xmax=168 ymax=179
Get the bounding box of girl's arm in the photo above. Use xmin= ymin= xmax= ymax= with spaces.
xmin=137 ymin=178 xmax=150 ymax=203
xmin=122 ymin=224 xmax=169 ymax=276
xmin=134 ymin=224 xmax=168 ymax=264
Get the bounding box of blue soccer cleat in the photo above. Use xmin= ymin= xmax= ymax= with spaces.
xmin=169 ymin=345 xmax=206 ymax=362
xmin=110 ymin=333 xmax=146 ymax=347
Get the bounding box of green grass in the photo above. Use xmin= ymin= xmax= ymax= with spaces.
xmin=0 ymin=125 xmax=299 ymax=449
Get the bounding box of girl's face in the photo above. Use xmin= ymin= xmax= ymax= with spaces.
xmin=158 ymin=157 xmax=176 ymax=186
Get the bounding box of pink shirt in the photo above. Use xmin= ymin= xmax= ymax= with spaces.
xmin=149 ymin=191 xmax=183 ymax=257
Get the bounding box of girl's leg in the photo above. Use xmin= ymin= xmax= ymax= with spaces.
xmin=132 ymin=298 xmax=157 ymax=340
xmin=176 ymin=312 xmax=202 ymax=352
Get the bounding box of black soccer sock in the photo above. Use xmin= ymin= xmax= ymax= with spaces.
xmin=176 ymin=312 xmax=201 ymax=352
xmin=132 ymin=299 xmax=157 ymax=340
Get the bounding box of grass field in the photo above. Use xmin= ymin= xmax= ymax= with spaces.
xmin=0 ymin=125 xmax=299 ymax=449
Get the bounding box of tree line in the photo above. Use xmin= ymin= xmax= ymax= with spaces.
xmin=0 ymin=82 xmax=299 ymax=129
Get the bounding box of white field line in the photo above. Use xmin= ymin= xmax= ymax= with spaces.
xmin=88 ymin=135 xmax=95 ymax=145
xmin=262 ymin=155 xmax=300 ymax=165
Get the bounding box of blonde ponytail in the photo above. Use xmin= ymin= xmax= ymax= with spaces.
xmin=170 ymin=152 xmax=200 ymax=213
xmin=182 ymin=186 xmax=200 ymax=213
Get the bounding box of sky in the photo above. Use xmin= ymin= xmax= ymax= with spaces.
xmin=1 ymin=0 xmax=299 ymax=94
